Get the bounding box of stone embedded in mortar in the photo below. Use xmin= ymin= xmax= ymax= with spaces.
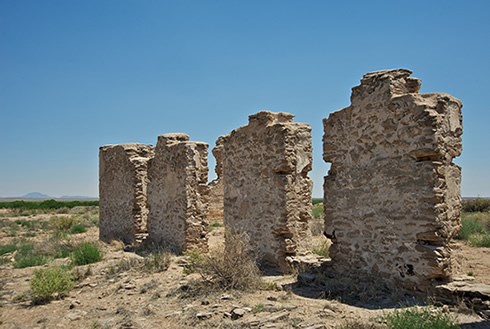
xmin=323 ymin=69 xmax=463 ymax=293
xmin=147 ymin=133 xmax=209 ymax=253
xmin=223 ymin=111 xmax=313 ymax=272
xmin=207 ymin=136 xmax=225 ymax=222
xmin=99 ymin=143 xmax=154 ymax=244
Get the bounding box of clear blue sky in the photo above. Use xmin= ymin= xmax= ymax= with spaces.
xmin=1 ymin=1 xmax=489 ymax=198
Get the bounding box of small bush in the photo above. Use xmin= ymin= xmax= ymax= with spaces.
xmin=458 ymin=215 xmax=487 ymax=240
xmin=337 ymin=321 xmax=384 ymax=329
xmin=459 ymin=212 xmax=490 ymax=247
xmin=144 ymin=251 xmax=171 ymax=273
xmin=71 ymin=242 xmax=102 ymax=265
xmin=383 ymin=307 xmax=458 ymax=329
xmin=50 ymin=216 xmax=77 ymax=231
xmin=69 ymin=223 xmax=87 ymax=234
xmin=192 ymin=232 xmax=262 ymax=291
xmin=31 ymin=266 xmax=74 ymax=303
xmin=312 ymin=202 xmax=324 ymax=219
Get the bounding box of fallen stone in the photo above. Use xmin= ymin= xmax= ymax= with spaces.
xmin=196 ymin=312 xmax=213 ymax=320
xmin=231 ymin=308 xmax=246 ymax=320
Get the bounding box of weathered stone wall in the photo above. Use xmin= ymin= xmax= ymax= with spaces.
xmin=147 ymin=133 xmax=209 ymax=253
xmin=99 ymin=144 xmax=154 ymax=244
xmin=223 ymin=111 xmax=313 ymax=272
xmin=323 ymin=69 xmax=463 ymax=293
xmin=208 ymin=136 xmax=225 ymax=221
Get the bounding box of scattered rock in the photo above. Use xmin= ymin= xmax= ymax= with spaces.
xmin=196 ymin=312 xmax=213 ymax=320
xmin=231 ymin=308 xmax=246 ymax=320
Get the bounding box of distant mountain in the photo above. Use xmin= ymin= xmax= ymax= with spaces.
xmin=60 ymin=195 xmax=95 ymax=199
xmin=22 ymin=192 xmax=52 ymax=199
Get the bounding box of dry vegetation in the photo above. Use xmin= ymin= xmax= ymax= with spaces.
xmin=0 ymin=201 xmax=489 ymax=328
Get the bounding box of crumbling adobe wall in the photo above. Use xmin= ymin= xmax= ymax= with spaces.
xmin=99 ymin=144 xmax=154 ymax=244
xmin=207 ymin=136 xmax=225 ymax=221
xmin=223 ymin=111 xmax=313 ymax=272
xmin=323 ymin=69 xmax=463 ymax=293
xmin=147 ymin=133 xmax=209 ymax=253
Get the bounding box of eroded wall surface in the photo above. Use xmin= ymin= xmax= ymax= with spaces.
xmin=99 ymin=144 xmax=154 ymax=244
xmin=323 ymin=69 xmax=463 ymax=293
xmin=147 ymin=133 xmax=209 ymax=253
xmin=208 ymin=136 xmax=225 ymax=221
xmin=223 ymin=111 xmax=313 ymax=272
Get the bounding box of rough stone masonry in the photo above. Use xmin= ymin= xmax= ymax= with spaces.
xmin=147 ymin=133 xmax=209 ymax=253
xmin=99 ymin=144 xmax=154 ymax=244
xmin=323 ymin=69 xmax=463 ymax=293
xmin=207 ymin=136 xmax=225 ymax=222
xmin=223 ymin=111 xmax=313 ymax=272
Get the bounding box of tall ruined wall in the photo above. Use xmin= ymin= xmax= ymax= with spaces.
xmin=208 ymin=136 xmax=225 ymax=221
xmin=147 ymin=133 xmax=209 ymax=253
xmin=99 ymin=144 xmax=154 ymax=244
xmin=223 ymin=111 xmax=313 ymax=272
xmin=323 ymin=69 xmax=463 ymax=293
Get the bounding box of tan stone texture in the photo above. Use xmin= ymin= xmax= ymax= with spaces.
xmin=147 ymin=133 xmax=209 ymax=253
xmin=208 ymin=136 xmax=225 ymax=221
xmin=323 ymin=69 xmax=463 ymax=293
xmin=99 ymin=144 xmax=154 ymax=244
xmin=223 ymin=111 xmax=313 ymax=272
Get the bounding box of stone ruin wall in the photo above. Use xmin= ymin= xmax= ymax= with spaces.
xmin=223 ymin=111 xmax=313 ymax=272
xmin=147 ymin=133 xmax=209 ymax=253
xmin=207 ymin=136 xmax=225 ymax=222
xmin=323 ymin=69 xmax=463 ymax=293
xmin=99 ymin=144 xmax=154 ymax=244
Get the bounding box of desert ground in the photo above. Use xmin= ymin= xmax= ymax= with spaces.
xmin=0 ymin=203 xmax=489 ymax=329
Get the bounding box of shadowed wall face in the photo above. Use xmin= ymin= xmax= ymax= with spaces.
xmin=99 ymin=144 xmax=154 ymax=244
xmin=147 ymin=133 xmax=209 ymax=253
xmin=323 ymin=69 xmax=463 ymax=293
xmin=223 ymin=111 xmax=313 ymax=273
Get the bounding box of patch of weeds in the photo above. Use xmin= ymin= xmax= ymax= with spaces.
xmin=69 ymin=223 xmax=87 ymax=234
xmin=50 ymin=216 xmax=77 ymax=231
xmin=12 ymin=293 xmax=29 ymax=303
xmin=382 ymin=307 xmax=458 ymax=329
xmin=144 ymin=251 xmax=171 ymax=273
xmin=140 ymin=279 xmax=159 ymax=294
xmin=337 ymin=320 xmax=385 ymax=329
xmin=71 ymin=242 xmax=103 ymax=265
xmin=72 ymin=265 xmax=92 ymax=281
xmin=208 ymin=221 xmax=223 ymax=231
xmin=192 ymin=231 xmax=262 ymax=291
xmin=312 ymin=240 xmax=330 ymax=257
xmin=253 ymin=303 xmax=265 ymax=313
xmin=31 ymin=266 xmax=74 ymax=304
xmin=0 ymin=242 xmax=17 ymax=255
xmin=183 ymin=248 xmax=205 ymax=274
xmin=14 ymin=242 xmax=48 ymax=268
xmin=0 ymin=256 xmax=10 ymax=265
xmin=468 ymin=233 xmax=490 ymax=247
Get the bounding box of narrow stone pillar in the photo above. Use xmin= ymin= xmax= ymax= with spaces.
xmin=99 ymin=144 xmax=154 ymax=244
xmin=207 ymin=136 xmax=225 ymax=222
xmin=323 ymin=69 xmax=463 ymax=293
xmin=223 ymin=111 xmax=313 ymax=272
xmin=147 ymin=133 xmax=209 ymax=253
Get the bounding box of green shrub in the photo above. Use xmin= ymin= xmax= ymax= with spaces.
xmin=69 ymin=223 xmax=87 ymax=234
xmin=312 ymin=202 xmax=324 ymax=219
xmin=0 ymin=199 xmax=98 ymax=210
xmin=71 ymin=242 xmax=102 ymax=265
xmin=383 ymin=307 xmax=458 ymax=329
xmin=31 ymin=266 xmax=74 ymax=303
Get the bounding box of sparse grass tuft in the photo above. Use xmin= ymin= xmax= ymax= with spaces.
xmin=50 ymin=216 xmax=77 ymax=231
xmin=71 ymin=242 xmax=103 ymax=266
xmin=468 ymin=233 xmax=490 ymax=247
xmin=383 ymin=307 xmax=458 ymax=329
xmin=0 ymin=242 xmax=17 ymax=255
xmin=69 ymin=223 xmax=87 ymax=234
xmin=144 ymin=251 xmax=171 ymax=273
xmin=13 ymin=242 xmax=48 ymax=268
xmin=31 ymin=266 xmax=74 ymax=304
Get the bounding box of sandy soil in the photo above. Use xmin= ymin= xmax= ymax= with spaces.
xmin=0 ymin=210 xmax=488 ymax=329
